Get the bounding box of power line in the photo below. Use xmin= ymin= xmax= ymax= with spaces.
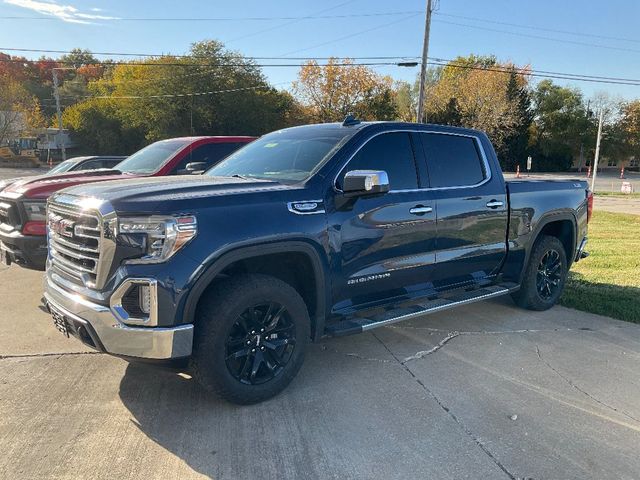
xmin=58 ymin=82 xmax=294 ymax=100
xmin=0 ymin=47 xmax=419 ymax=61
xmin=428 ymin=59 xmax=640 ymax=86
xmin=278 ymin=13 xmax=422 ymax=56
xmin=226 ymin=0 xmax=357 ymax=44
xmin=0 ymin=58 xmax=417 ymax=68
xmin=0 ymin=10 xmax=423 ymax=21
xmin=432 ymin=19 xmax=640 ymax=55
xmin=434 ymin=12 xmax=640 ymax=45
xmin=3 ymin=48 xmax=640 ymax=87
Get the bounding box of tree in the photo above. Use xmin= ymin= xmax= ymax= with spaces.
xmin=59 ymin=48 xmax=98 ymax=69
xmin=500 ymin=69 xmax=533 ymax=170
xmin=0 ymin=77 xmax=44 ymax=146
xmin=423 ymin=55 xmax=530 ymax=158
xmin=293 ymin=58 xmax=398 ymax=122
xmin=63 ymin=40 xmax=306 ymax=152
xmin=616 ymin=100 xmax=640 ymax=161
xmin=62 ymin=98 xmax=144 ymax=154
xmin=530 ymin=80 xmax=593 ymax=171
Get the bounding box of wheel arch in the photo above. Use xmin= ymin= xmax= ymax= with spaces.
xmin=519 ymin=211 xmax=578 ymax=283
xmin=182 ymin=240 xmax=329 ymax=341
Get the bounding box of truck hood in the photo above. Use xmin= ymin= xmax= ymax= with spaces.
xmin=0 ymin=177 xmax=23 ymax=192
xmin=56 ymin=175 xmax=295 ymax=213
xmin=3 ymin=170 xmax=142 ymax=200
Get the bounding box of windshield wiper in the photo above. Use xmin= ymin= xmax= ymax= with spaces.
xmin=230 ymin=174 xmax=253 ymax=180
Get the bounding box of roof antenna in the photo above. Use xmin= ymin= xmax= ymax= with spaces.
xmin=342 ymin=113 xmax=361 ymax=127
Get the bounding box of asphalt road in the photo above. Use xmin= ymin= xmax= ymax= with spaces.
xmin=0 ymin=166 xmax=48 ymax=181
xmin=1 ymin=266 xmax=640 ymax=479
xmin=504 ymin=170 xmax=640 ymax=194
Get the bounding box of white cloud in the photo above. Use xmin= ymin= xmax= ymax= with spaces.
xmin=4 ymin=0 xmax=118 ymax=24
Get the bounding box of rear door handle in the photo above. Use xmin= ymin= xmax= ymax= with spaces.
xmin=409 ymin=206 xmax=433 ymax=215
xmin=486 ymin=200 xmax=504 ymax=209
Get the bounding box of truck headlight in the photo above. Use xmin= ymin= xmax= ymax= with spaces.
xmin=23 ymin=200 xmax=47 ymax=222
xmin=119 ymin=215 xmax=197 ymax=263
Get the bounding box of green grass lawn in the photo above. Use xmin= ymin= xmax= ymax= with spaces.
xmin=595 ymin=192 xmax=640 ymax=198
xmin=560 ymin=211 xmax=640 ymax=322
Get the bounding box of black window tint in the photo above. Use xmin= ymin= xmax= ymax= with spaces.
xmin=421 ymin=133 xmax=485 ymax=188
xmin=77 ymin=160 xmax=103 ymax=170
xmin=340 ymin=132 xmax=418 ymax=190
xmin=174 ymin=143 xmax=245 ymax=173
xmin=102 ymin=159 xmax=123 ymax=169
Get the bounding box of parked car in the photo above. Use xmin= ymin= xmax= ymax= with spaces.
xmin=0 ymin=136 xmax=254 ymax=269
xmin=42 ymin=120 xmax=591 ymax=404
xmin=0 ymin=156 xmax=127 ymax=192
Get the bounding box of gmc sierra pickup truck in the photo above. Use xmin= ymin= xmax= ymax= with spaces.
xmin=0 ymin=136 xmax=253 ymax=269
xmin=43 ymin=120 xmax=591 ymax=404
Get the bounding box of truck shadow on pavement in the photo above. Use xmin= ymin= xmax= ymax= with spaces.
xmin=116 ymin=339 xmax=396 ymax=480
xmin=115 ymin=323 xmax=459 ymax=480
xmin=116 ymin=297 xmax=640 ymax=479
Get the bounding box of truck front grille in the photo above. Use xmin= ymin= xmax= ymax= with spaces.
xmin=48 ymin=202 xmax=102 ymax=286
xmin=0 ymin=199 xmax=20 ymax=230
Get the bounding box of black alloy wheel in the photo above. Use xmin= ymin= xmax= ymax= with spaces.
xmin=536 ymin=249 xmax=563 ymax=301
xmin=225 ymin=303 xmax=296 ymax=385
xmin=511 ymin=234 xmax=568 ymax=311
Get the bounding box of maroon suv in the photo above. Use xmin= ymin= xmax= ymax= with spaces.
xmin=0 ymin=136 xmax=254 ymax=269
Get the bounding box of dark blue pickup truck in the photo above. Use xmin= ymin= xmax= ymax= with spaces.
xmin=43 ymin=120 xmax=592 ymax=404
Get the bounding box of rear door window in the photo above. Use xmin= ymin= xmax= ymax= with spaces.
xmin=420 ymin=133 xmax=486 ymax=188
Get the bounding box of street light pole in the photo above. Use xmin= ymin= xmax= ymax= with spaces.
xmin=416 ymin=0 xmax=433 ymax=123
xmin=52 ymin=68 xmax=66 ymax=161
xmin=591 ymin=107 xmax=604 ymax=192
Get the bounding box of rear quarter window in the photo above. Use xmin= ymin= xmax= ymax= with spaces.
xmin=420 ymin=133 xmax=486 ymax=188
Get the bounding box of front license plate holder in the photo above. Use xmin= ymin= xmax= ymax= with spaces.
xmin=0 ymin=244 xmax=10 ymax=266
xmin=50 ymin=305 xmax=70 ymax=337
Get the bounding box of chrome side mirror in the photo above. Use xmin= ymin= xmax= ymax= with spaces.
xmin=178 ymin=162 xmax=208 ymax=175
xmin=342 ymin=170 xmax=390 ymax=196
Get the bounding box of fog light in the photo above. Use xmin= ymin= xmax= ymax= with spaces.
xmin=139 ymin=284 xmax=151 ymax=314
xmin=110 ymin=279 xmax=158 ymax=326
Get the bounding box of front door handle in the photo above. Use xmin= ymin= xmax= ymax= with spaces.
xmin=486 ymin=200 xmax=504 ymax=209
xmin=409 ymin=206 xmax=433 ymax=215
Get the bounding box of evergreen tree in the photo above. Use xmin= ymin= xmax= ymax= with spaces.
xmin=501 ymin=69 xmax=533 ymax=171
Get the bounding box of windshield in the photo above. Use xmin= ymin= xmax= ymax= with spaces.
xmin=115 ymin=139 xmax=191 ymax=174
xmin=47 ymin=159 xmax=76 ymax=175
xmin=206 ymin=127 xmax=352 ymax=183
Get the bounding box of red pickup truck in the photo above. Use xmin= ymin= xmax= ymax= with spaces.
xmin=0 ymin=136 xmax=254 ymax=269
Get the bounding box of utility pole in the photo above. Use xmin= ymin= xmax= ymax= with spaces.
xmin=52 ymin=68 xmax=66 ymax=161
xmin=591 ymin=107 xmax=604 ymax=192
xmin=416 ymin=0 xmax=433 ymax=124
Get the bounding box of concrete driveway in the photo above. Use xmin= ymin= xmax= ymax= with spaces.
xmin=1 ymin=266 xmax=639 ymax=479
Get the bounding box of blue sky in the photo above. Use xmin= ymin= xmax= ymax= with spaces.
xmin=1 ymin=0 xmax=639 ymax=100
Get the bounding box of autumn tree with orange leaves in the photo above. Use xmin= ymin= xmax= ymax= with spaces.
xmin=293 ymin=58 xmax=397 ymax=122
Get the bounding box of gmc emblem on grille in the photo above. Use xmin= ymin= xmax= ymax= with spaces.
xmin=48 ymin=215 xmax=75 ymax=238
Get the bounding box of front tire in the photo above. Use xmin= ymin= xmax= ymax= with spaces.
xmin=512 ymin=235 xmax=568 ymax=311
xmin=191 ymin=274 xmax=310 ymax=405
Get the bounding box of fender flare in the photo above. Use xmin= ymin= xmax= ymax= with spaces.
xmin=182 ymin=240 xmax=329 ymax=341
xmin=519 ymin=210 xmax=578 ymax=282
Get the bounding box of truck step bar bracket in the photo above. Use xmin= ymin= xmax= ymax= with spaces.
xmin=325 ymin=285 xmax=514 ymax=337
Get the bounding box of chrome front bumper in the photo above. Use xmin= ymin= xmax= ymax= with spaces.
xmin=44 ymin=276 xmax=193 ymax=360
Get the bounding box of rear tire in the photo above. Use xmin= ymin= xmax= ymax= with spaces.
xmin=511 ymin=235 xmax=568 ymax=311
xmin=191 ymin=274 xmax=309 ymax=405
